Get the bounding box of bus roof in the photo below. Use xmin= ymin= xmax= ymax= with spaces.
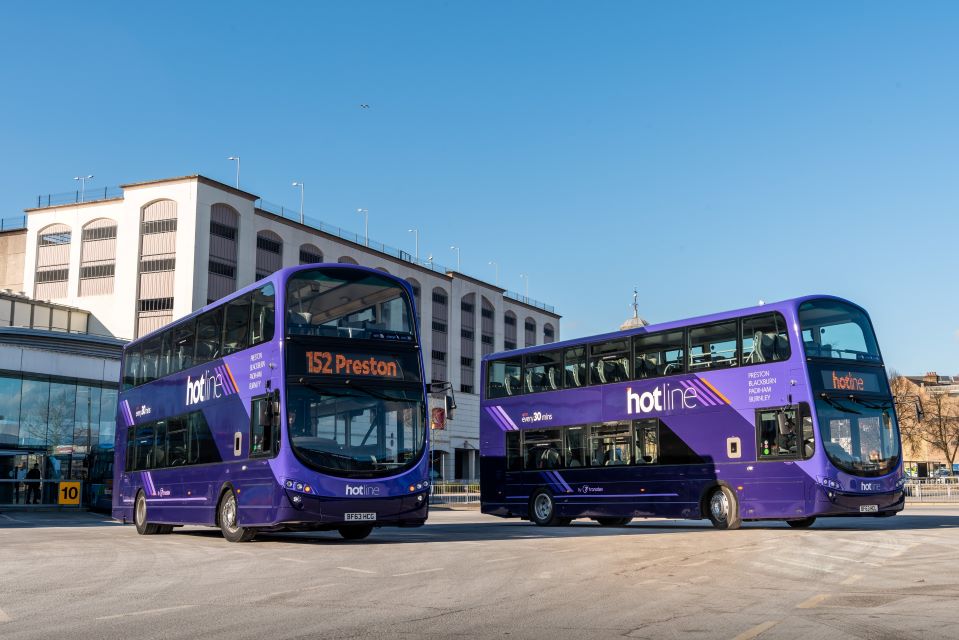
xmin=483 ymin=294 xmax=864 ymax=362
xmin=124 ymin=263 xmax=415 ymax=350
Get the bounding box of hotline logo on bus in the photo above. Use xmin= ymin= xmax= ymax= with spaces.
xmin=185 ymin=365 xmax=238 ymax=407
xmin=306 ymin=351 xmax=401 ymax=379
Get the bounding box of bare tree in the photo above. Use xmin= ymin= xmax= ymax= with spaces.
xmin=891 ymin=375 xmax=959 ymax=471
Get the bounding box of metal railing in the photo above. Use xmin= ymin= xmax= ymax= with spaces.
xmin=255 ymin=198 xmax=557 ymax=314
xmin=904 ymin=478 xmax=959 ymax=502
xmin=429 ymin=482 xmax=480 ymax=505
xmin=0 ymin=216 xmax=26 ymax=231
xmin=33 ymin=187 xmax=124 ymax=209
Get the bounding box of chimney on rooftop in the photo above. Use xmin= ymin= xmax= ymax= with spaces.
xmin=924 ymin=372 xmax=939 ymax=383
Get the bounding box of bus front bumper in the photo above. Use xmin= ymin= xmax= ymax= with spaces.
xmin=275 ymin=490 xmax=429 ymax=528
xmin=815 ymin=487 xmax=905 ymax=517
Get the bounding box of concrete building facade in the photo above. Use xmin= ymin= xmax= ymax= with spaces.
xmin=6 ymin=175 xmax=561 ymax=483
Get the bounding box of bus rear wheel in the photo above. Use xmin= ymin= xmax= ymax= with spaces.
xmin=134 ymin=491 xmax=162 ymax=535
xmin=706 ymin=486 xmax=742 ymax=530
xmin=338 ymin=525 xmax=374 ymax=540
xmin=595 ymin=517 xmax=632 ymax=527
xmin=786 ymin=517 xmax=816 ymax=528
xmin=530 ymin=490 xmax=570 ymax=526
xmin=218 ymin=490 xmax=256 ymax=543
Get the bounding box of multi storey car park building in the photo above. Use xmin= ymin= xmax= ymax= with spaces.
xmin=0 ymin=175 xmax=560 ymax=488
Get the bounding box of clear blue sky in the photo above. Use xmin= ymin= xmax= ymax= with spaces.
xmin=1 ymin=2 xmax=957 ymax=375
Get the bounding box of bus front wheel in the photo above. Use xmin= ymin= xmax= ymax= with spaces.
xmin=218 ymin=490 xmax=256 ymax=543
xmin=530 ymin=490 xmax=570 ymax=526
xmin=338 ymin=525 xmax=373 ymax=540
xmin=706 ymin=486 xmax=742 ymax=530
xmin=786 ymin=517 xmax=816 ymax=528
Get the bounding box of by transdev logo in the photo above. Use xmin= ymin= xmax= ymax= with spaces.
xmin=345 ymin=484 xmax=381 ymax=497
xmin=134 ymin=404 xmax=152 ymax=418
xmin=626 ymin=384 xmax=698 ymax=415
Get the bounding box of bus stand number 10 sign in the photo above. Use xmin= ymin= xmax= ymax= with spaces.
xmin=58 ymin=481 xmax=81 ymax=505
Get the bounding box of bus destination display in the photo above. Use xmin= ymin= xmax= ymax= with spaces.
xmin=822 ymin=369 xmax=882 ymax=393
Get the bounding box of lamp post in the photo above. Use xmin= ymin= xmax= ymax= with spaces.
xmin=519 ymin=273 xmax=529 ymax=300
xmin=488 ymin=260 xmax=499 ymax=286
xmin=291 ymin=182 xmax=304 ymax=224
xmin=450 ymin=245 xmax=460 ymax=272
xmin=227 ymin=156 xmax=240 ymax=188
xmin=408 ymin=228 xmax=419 ymax=260
xmin=74 ymin=175 xmax=94 ymax=203
xmin=356 ymin=209 xmax=369 ymax=246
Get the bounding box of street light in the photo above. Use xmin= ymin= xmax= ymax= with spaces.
xmin=74 ymin=175 xmax=94 ymax=203
xmin=227 ymin=156 xmax=240 ymax=188
xmin=488 ymin=260 xmax=499 ymax=286
xmin=519 ymin=273 xmax=529 ymax=300
xmin=291 ymin=182 xmax=304 ymax=224
xmin=356 ymin=209 xmax=369 ymax=246
xmin=408 ymin=228 xmax=419 ymax=260
xmin=450 ymin=245 xmax=460 ymax=271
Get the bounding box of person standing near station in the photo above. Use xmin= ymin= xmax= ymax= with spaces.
xmin=25 ymin=463 xmax=41 ymax=504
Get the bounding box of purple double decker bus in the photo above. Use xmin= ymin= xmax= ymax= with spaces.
xmin=113 ymin=265 xmax=431 ymax=542
xmin=480 ymin=296 xmax=905 ymax=529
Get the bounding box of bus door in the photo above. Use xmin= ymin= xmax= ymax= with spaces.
xmin=748 ymin=407 xmax=807 ymax=518
xmin=241 ymin=393 xmax=281 ymax=522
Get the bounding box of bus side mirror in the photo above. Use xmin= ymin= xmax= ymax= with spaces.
xmin=445 ymin=394 xmax=456 ymax=421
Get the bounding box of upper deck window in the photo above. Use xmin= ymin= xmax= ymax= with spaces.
xmin=634 ymin=330 xmax=684 ymax=379
xmin=742 ymin=313 xmax=790 ymax=364
xmin=525 ymin=350 xmax=562 ymax=393
xmin=688 ymin=321 xmax=739 ymax=371
xmin=589 ymin=339 xmax=630 ymax=384
xmin=799 ymin=299 xmax=881 ymax=363
xmin=287 ymin=268 xmax=414 ymax=342
xmin=488 ymin=356 xmax=523 ymax=399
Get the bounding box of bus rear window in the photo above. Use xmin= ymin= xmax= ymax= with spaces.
xmin=488 ymin=357 xmax=522 ymax=398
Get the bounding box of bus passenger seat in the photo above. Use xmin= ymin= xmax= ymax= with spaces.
xmin=547 ymin=368 xmax=559 ymax=390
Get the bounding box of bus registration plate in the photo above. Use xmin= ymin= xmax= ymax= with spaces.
xmin=345 ymin=512 xmax=376 ymax=522
xmin=859 ymin=505 xmax=878 ymax=513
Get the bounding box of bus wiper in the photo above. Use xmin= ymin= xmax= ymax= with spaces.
xmin=845 ymin=396 xmax=892 ymax=411
xmin=819 ymin=393 xmax=861 ymax=414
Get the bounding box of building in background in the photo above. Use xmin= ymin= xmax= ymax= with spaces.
xmin=895 ymin=372 xmax=959 ymax=477
xmin=0 ymin=291 xmax=124 ymax=506
xmin=3 ymin=175 xmax=560 ymax=484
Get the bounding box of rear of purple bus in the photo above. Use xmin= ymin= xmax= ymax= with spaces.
xmin=113 ymin=265 xmax=431 ymax=541
xmin=479 ymin=296 xmax=904 ymax=529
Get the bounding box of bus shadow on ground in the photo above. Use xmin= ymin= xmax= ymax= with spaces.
xmin=0 ymin=510 xmax=122 ymax=528
xmin=170 ymin=512 xmax=959 ymax=545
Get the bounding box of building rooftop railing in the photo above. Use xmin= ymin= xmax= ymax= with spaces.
xmin=1 ymin=216 xmax=26 ymax=232
xmin=33 ymin=186 xmax=124 ymax=209
xmin=256 ymin=198 xmax=556 ymax=314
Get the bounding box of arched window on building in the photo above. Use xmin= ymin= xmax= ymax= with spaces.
xmin=460 ymin=293 xmax=476 ymax=394
xmin=299 ymin=243 xmax=323 ymax=265
xmin=504 ymin=310 xmax=517 ymax=351
xmin=431 ymin=287 xmax=449 ymax=383
xmin=525 ymin=317 xmax=537 ymax=348
xmin=337 ymin=256 xmax=358 ymax=265
xmin=35 ymin=223 xmax=72 ymax=300
xmin=255 ymin=230 xmax=283 ymax=280
xmin=79 ymin=218 xmax=117 ymax=297
xmin=544 ymin=322 xmax=556 ymax=344
xmin=208 ymin=203 xmax=238 ymax=303
xmin=481 ymin=297 xmax=495 ymax=356
xmin=137 ymin=199 xmax=178 ymax=337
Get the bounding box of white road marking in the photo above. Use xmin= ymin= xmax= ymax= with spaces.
xmin=337 ymin=566 xmax=376 ymax=574
xmin=732 ymin=620 xmax=779 ymax=640
xmin=0 ymin=514 xmax=27 ymax=524
xmin=255 ymin=583 xmax=340 ymax=600
xmin=803 ymin=551 xmax=881 ymax=567
xmin=841 ymin=574 xmax=863 ymax=586
xmin=96 ymin=604 xmax=197 ymax=620
xmin=280 ymin=556 xmax=310 ymax=564
xmin=680 ymin=559 xmax=712 ymax=567
xmin=392 ymin=567 xmax=444 ymax=577
xmin=796 ymin=593 xmax=830 ymax=609
xmin=0 ymin=607 xmax=10 ymax=623
xmin=761 ymin=558 xmax=838 ymax=574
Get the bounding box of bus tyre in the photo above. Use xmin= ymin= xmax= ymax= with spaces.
xmin=595 ymin=517 xmax=632 ymax=527
xmin=134 ymin=491 xmax=161 ymax=535
xmin=706 ymin=486 xmax=741 ymax=530
xmin=786 ymin=517 xmax=816 ymax=528
xmin=530 ymin=489 xmax=564 ymax=527
xmin=338 ymin=525 xmax=374 ymax=540
xmin=218 ymin=490 xmax=256 ymax=543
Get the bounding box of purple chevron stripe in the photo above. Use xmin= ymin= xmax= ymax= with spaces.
xmin=493 ymin=405 xmax=518 ymax=430
xmin=549 ymin=471 xmax=573 ymax=493
xmin=681 ymin=380 xmax=715 ymax=406
xmin=690 ymin=377 xmax=723 ymax=405
xmin=485 ymin=406 xmax=514 ymax=431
